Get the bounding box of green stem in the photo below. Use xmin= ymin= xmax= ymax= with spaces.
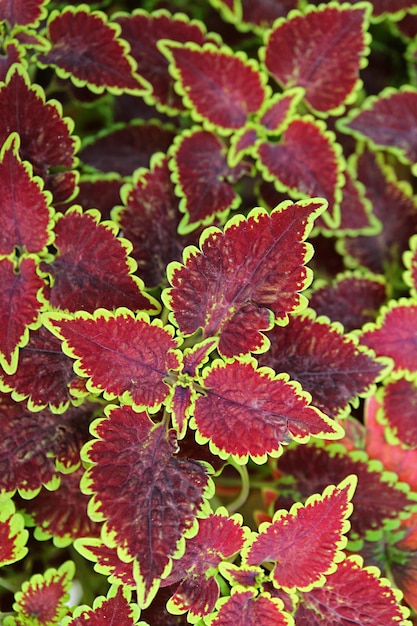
xmin=226 ymin=459 xmax=250 ymax=515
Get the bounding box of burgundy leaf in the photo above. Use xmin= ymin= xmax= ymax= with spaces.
xmin=170 ymin=384 xmax=194 ymax=439
xmin=82 ymin=405 xmax=211 ymax=607
xmin=79 ymin=121 xmax=176 ymax=176
xmin=164 ymin=199 xmax=326 ymax=357
xmin=193 ymin=358 xmax=342 ymax=463
xmin=258 ymin=89 xmax=303 ymax=134
xmin=263 ymin=4 xmax=370 ymax=113
xmin=390 ymin=512 xmax=417 ymax=613
xmin=0 ymin=133 xmax=54 ymax=255
xmin=241 ymin=0 xmax=299 ymax=29
xmin=59 ymin=175 xmax=123 ymax=221
xmin=161 ymin=42 xmax=267 ymax=130
xmin=63 ymin=586 xmax=139 ymax=625
xmin=309 ymin=272 xmax=387 ymax=332
xmin=171 ymin=128 xmax=248 ymax=232
xmin=296 ymin=556 xmax=409 ymax=625
xmin=75 ymin=538 xmax=135 ymax=588
xmin=256 ymin=118 xmax=342 ymax=229
xmin=0 ymin=325 xmax=83 ymax=412
xmin=381 ymin=375 xmax=417 ymax=448
xmin=0 ymin=392 xmax=97 ymax=497
xmin=258 ymin=311 xmax=386 ymax=418
xmin=0 ymin=498 xmax=28 ymax=566
xmin=274 ymin=442 xmax=416 ymax=537
xmin=339 ymin=88 xmax=417 ymax=164
xmin=0 ymin=257 xmax=46 ymax=374
xmin=0 ymin=65 xmax=78 ymax=203
xmin=338 ymin=167 xmax=379 ymax=234
xmin=40 ymin=207 xmax=158 ymax=314
xmin=37 ymin=6 xmax=145 ymax=93
xmin=246 ymin=476 xmax=356 ymax=590
xmin=45 ymin=310 xmax=181 ymax=411
xmin=116 ymin=9 xmax=219 ymax=113
xmin=0 ymin=41 xmax=23 ymax=81
xmin=0 ymin=0 xmax=48 ymax=27
xmin=360 ymin=300 xmax=417 ymax=374
xmin=364 ymin=0 xmax=417 ymax=17
xmin=210 ymin=589 xmax=291 ymax=626
xmin=404 ymin=233 xmax=417 ymax=296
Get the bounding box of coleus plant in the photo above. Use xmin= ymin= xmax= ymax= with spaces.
xmin=2 ymin=0 xmax=417 ymax=624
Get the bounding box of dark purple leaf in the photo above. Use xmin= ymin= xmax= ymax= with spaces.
xmin=0 ymin=0 xmax=48 ymax=27
xmin=382 ymin=375 xmax=417 ymax=448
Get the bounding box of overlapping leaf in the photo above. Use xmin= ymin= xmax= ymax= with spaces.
xmin=380 ymin=374 xmax=417 ymax=448
xmin=37 ymin=6 xmax=145 ymax=94
xmin=262 ymin=3 xmax=370 ymax=114
xmin=338 ymin=167 xmax=379 ymax=235
xmin=256 ymin=118 xmax=343 ymax=229
xmin=81 ymin=404 xmax=212 ymax=607
xmin=44 ymin=309 xmax=180 ymax=411
xmin=61 ymin=586 xmax=141 ymax=626
xmin=0 ymin=0 xmax=49 ymax=27
xmin=161 ymin=41 xmax=268 ymax=131
xmin=193 ymin=358 xmax=342 ymax=463
xmin=209 ymin=589 xmax=291 ymax=626
xmin=245 ymin=476 xmax=356 ymax=590
xmin=164 ymin=199 xmax=326 ymax=357
xmin=0 ymin=498 xmax=28 ymax=567
xmin=75 ymin=537 xmax=136 ymax=588
xmin=258 ymin=310 xmax=387 ymax=418
xmin=240 ymin=0 xmax=299 ymax=31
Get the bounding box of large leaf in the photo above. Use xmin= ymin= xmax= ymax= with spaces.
xmin=209 ymin=589 xmax=291 ymax=626
xmin=164 ymin=199 xmax=326 ymax=358
xmin=0 ymin=0 xmax=49 ymax=27
xmin=81 ymin=404 xmax=212 ymax=607
xmin=44 ymin=309 xmax=181 ymax=411
xmin=62 ymin=586 xmax=141 ymax=626
xmin=258 ymin=310 xmax=387 ymax=419
xmin=37 ymin=6 xmax=146 ymax=94
xmin=192 ymin=357 xmax=343 ymax=464
xmin=262 ymin=3 xmax=370 ymax=114
xmin=40 ymin=207 xmax=158 ymax=314
xmin=245 ymin=476 xmax=356 ymax=590
xmin=0 ymin=498 xmax=28 ymax=567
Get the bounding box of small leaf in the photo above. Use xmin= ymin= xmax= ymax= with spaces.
xmin=75 ymin=537 xmax=136 ymax=588
xmin=164 ymin=199 xmax=326 ymax=357
xmin=81 ymin=404 xmax=212 ymax=607
xmin=161 ymin=41 xmax=268 ymax=131
xmin=193 ymin=358 xmax=343 ymax=463
xmin=338 ymin=167 xmax=379 ymax=235
xmin=37 ymin=6 xmax=146 ymax=94
xmin=245 ymin=476 xmax=356 ymax=590
xmin=61 ymin=174 xmax=123 ymax=221
xmin=257 ymin=88 xmax=303 ymax=134
xmin=0 ymin=498 xmax=28 ymax=567
xmin=381 ymin=374 xmax=417 ymax=449
xmin=61 ymin=585 xmax=140 ymax=625
xmin=44 ymin=309 xmax=181 ymax=411
xmin=209 ymin=589 xmax=292 ymax=626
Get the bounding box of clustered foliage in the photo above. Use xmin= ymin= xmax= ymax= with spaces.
xmin=2 ymin=0 xmax=417 ymax=623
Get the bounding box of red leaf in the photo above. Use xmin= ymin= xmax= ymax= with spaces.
xmin=297 ymin=556 xmax=409 ymax=625
xmin=171 ymin=128 xmax=247 ymax=232
xmin=82 ymin=405 xmax=211 ymax=607
xmin=193 ymin=358 xmax=342 ymax=463
xmin=75 ymin=538 xmax=135 ymax=588
xmin=365 ymin=0 xmax=417 ymax=17
xmin=404 ymin=234 xmax=417 ymax=297
xmin=63 ymin=586 xmax=139 ymax=625
xmin=161 ymin=42 xmax=267 ymax=130
xmin=40 ymin=207 xmax=158 ymax=314
xmin=263 ymin=4 xmax=370 ymax=113
xmin=245 ymin=476 xmax=356 ymax=590
xmin=0 ymin=66 xmax=78 ymax=203
xmin=0 ymin=41 xmax=23 ymax=82
xmin=37 ymin=6 xmax=145 ymax=93
xmin=258 ymin=311 xmax=386 ymax=419
xmin=0 ymin=133 xmax=54 ymax=255
xmin=258 ymin=89 xmax=303 ymax=134
xmin=0 ymin=0 xmax=48 ymax=27
xmin=60 ymin=175 xmax=123 ymax=221
xmin=381 ymin=375 xmax=417 ymax=448
xmin=241 ymin=0 xmax=299 ymax=29
xmin=338 ymin=167 xmax=378 ymax=235
xmin=256 ymin=118 xmax=342 ymax=228
xmin=45 ymin=310 xmax=181 ymax=411
xmin=0 ymin=498 xmax=28 ymax=566
xmin=164 ymin=199 xmax=326 ymax=357
xmin=0 ymin=257 xmax=46 ymax=374
xmin=210 ymin=589 xmax=291 ymax=626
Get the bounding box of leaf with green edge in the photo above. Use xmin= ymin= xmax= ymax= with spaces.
xmin=0 ymin=132 xmax=54 ymax=256
xmin=262 ymin=3 xmax=370 ymax=114
xmin=256 ymin=118 xmax=343 ymax=229
xmin=228 ymin=124 xmax=258 ymax=167
xmin=0 ymin=325 xmax=85 ymax=413
xmin=360 ymin=298 xmax=417 ymax=374
xmin=274 ymin=442 xmax=417 ymax=537
xmin=170 ymin=127 xmax=249 ymax=233
xmin=164 ymin=199 xmax=326 ymax=358
xmin=161 ymin=41 xmax=268 ymax=132
xmin=81 ymin=404 xmax=213 ymax=608
xmin=380 ymin=373 xmax=417 ymax=449
xmin=338 ymin=167 xmax=380 ymax=235
xmin=0 ymin=256 xmax=47 ymax=375
xmin=60 ymin=174 xmax=123 ymax=221
xmin=162 ymin=508 xmax=248 ymax=620
xmin=61 ymin=585 xmax=142 ymax=626
xmin=0 ymin=498 xmax=28 ymax=567
xmin=0 ymin=391 xmax=98 ymax=498
xmin=193 ymin=357 xmax=343 ymax=464
xmin=40 ymin=206 xmax=159 ymax=314
xmin=37 ymin=6 xmax=146 ymax=94
xmin=113 ymin=152 xmax=191 ymax=289
xmin=257 ymin=88 xmax=304 ymax=135
xmin=75 ymin=537 xmax=136 ymax=588
xmin=340 ymin=147 xmax=417 ymax=275
xmin=338 ymin=87 xmax=417 ymax=166
xmin=3 ymin=561 xmax=75 ymax=626
xmin=240 ymin=0 xmax=299 ymax=32
xmin=244 ymin=476 xmax=356 ymax=590
xmin=115 ymin=9 xmax=220 ymax=114
xmin=309 ymin=271 xmax=387 ymax=332
xmin=0 ymin=65 xmax=79 ymax=204
xmin=296 ymin=555 xmax=411 ymax=625
xmin=367 ymin=0 xmax=417 ymax=18
xmin=44 ymin=309 xmax=181 ymax=412
xmin=79 ymin=121 xmax=176 ymax=176
xmin=389 ymin=512 xmax=417 ymax=614
xmin=0 ymin=40 xmax=24 ymax=82
xmin=404 ymin=233 xmax=417 ymax=297
xmin=0 ymin=0 xmax=49 ymax=27
xmin=258 ymin=310 xmax=388 ymax=419
xmin=208 ymin=588 xmax=292 ymax=626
